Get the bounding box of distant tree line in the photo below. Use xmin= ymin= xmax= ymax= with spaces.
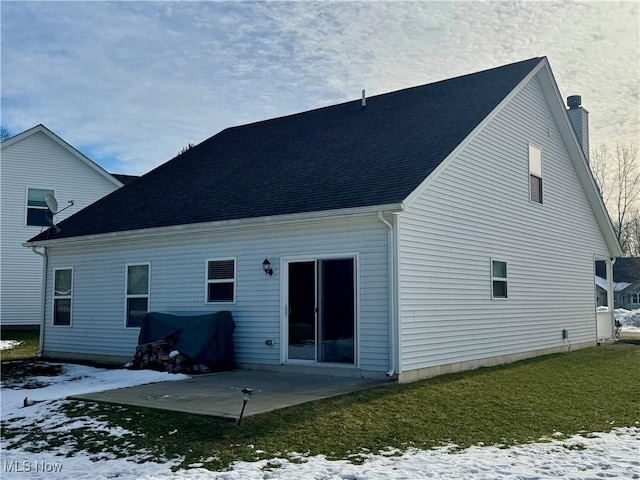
xmin=590 ymin=144 xmax=640 ymax=257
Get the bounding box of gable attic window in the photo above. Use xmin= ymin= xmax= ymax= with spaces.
xmin=207 ymin=259 xmax=236 ymax=303
xmin=529 ymin=145 xmax=543 ymax=204
xmin=126 ymin=264 xmax=149 ymax=328
xmin=26 ymin=188 xmax=54 ymax=226
xmin=53 ymin=268 xmax=72 ymax=326
xmin=491 ymin=260 xmax=508 ymax=299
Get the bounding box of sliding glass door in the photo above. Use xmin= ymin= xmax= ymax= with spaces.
xmin=287 ymin=258 xmax=355 ymax=364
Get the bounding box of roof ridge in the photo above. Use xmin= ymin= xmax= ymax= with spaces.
xmin=220 ymin=57 xmax=544 ymax=134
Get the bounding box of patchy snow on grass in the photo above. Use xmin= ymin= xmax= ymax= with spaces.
xmin=1 ymin=363 xmax=190 ymax=479
xmin=185 ymin=428 xmax=640 ymax=480
xmin=615 ymin=308 xmax=640 ymax=327
xmin=1 ymin=363 xmax=639 ymax=479
xmin=0 ymin=340 xmax=22 ymax=350
xmin=615 ymin=308 xmax=640 ymax=340
xmin=2 ymin=363 xmax=189 ymax=413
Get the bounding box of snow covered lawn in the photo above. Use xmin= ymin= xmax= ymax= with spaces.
xmin=1 ymin=361 xmax=638 ymax=479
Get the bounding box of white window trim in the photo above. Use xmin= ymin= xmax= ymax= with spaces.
xmin=52 ymin=267 xmax=73 ymax=327
xmin=25 ymin=186 xmax=54 ymax=227
xmin=205 ymin=257 xmax=237 ymax=304
xmin=491 ymin=259 xmax=508 ymax=300
xmin=528 ymin=143 xmax=543 ymax=205
xmin=124 ymin=263 xmax=150 ymax=329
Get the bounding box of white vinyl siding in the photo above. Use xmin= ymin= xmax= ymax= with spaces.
xmin=397 ymin=73 xmax=611 ymax=373
xmin=125 ymin=264 xmax=150 ymax=328
xmin=0 ymin=130 xmax=121 ymax=326
xmin=40 ymin=215 xmax=390 ymax=371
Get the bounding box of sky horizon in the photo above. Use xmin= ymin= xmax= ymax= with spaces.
xmin=2 ymin=1 xmax=638 ymax=176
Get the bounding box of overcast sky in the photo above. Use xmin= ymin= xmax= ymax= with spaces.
xmin=1 ymin=1 xmax=638 ymax=176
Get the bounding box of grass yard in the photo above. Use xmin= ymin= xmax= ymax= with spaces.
xmin=0 ymin=328 xmax=39 ymax=362
xmin=2 ymin=341 xmax=638 ymax=472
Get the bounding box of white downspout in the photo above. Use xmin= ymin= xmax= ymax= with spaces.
xmin=378 ymin=212 xmax=396 ymax=377
xmin=31 ymin=246 xmax=47 ymax=357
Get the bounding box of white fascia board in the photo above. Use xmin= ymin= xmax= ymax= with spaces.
xmin=1 ymin=124 xmax=123 ymax=188
xmin=402 ymin=59 xmax=547 ymax=207
xmin=535 ymin=63 xmax=623 ymax=257
xmin=23 ymin=202 xmax=405 ymax=248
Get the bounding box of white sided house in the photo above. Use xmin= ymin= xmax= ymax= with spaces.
xmin=25 ymin=58 xmax=622 ymax=382
xmin=1 ymin=125 xmax=125 ymax=327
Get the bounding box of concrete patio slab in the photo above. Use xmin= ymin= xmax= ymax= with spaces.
xmin=73 ymin=370 xmax=390 ymax=419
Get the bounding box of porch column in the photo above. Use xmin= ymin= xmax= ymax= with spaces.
xmin=605 ymin=258 xmax=615 ymax=339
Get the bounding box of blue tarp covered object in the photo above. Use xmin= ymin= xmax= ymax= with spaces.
xmin=138 ymin=311 xmax=235 ymax=371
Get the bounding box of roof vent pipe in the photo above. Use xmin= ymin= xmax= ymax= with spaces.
xmin=361 ymin=89 xmax=366 ymax=110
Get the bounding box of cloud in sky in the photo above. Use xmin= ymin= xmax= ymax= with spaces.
xmin=1 ymin=1 xmax=638 ymax=175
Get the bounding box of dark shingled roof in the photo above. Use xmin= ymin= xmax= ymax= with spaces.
xmin=30 ymin=57 xmax=543 ymax=242
xmin=111 ymin=173 xmax=139 ymax=185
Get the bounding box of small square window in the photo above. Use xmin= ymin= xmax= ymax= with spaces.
xmin=206 ymin=259 xmax=235 ymax=303
xmin=491 ymin=260 xmax=508 ymax=299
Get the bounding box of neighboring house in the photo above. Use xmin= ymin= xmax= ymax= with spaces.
xmin=1 ymin=125 xmax=126 ymax=327
xmin=594 ymin=276 xmax=630 ymax=308
xmin=596 ymin=257 xmax=640 ymax=283
xmin=595 ymin=257 xmax=640 ymax=308
xmin=618 ymin=281 xmax=640 ymax=310
xmin=25 ymin=58 xmax=622 ymax=382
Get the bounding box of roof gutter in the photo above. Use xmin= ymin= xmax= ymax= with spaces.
xmin=30 ymin=247 xmax=47 ymax=357
xmin=24 ymin=203 xmax=405 ymax=248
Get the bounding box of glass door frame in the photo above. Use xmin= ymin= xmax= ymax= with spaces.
xmin=280 ymin=253 xmax=359 ymax=367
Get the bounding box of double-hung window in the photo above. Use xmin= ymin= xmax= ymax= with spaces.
xmin=206 ymin=258 xmax=235 ymax=303
xmin=491 ymin=260 xmax=508 ymax=299
xmin=529 ymin=145 xmax=543 ymax=204
xmin=26 ymin=188 xmax=54 ymax=226
xmin=53 ymin=268 xmax=73 ymax=326
xmin=126 ymin=264 xmax=149 ymax=327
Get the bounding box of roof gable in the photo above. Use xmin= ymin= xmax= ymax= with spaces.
xmin=1 ymin=124 xmax=123 ymax=188
xmin=29 ymin=58 xmax=544 ymax=242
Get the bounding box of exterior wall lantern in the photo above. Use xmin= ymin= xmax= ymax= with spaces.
xmin=262 ymin=258 xmax=274 ymax=277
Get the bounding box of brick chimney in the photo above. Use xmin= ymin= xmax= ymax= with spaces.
xmin=567 ymin=95 xmax=589 ymax=162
